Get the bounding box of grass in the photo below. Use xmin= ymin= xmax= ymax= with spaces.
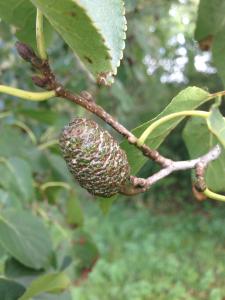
xmin=72 ymin=200 xmax=225 ymax=300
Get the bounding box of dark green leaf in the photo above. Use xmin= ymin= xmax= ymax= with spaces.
xmin=0 ymin=0 xmax=52 ymax=48
xmin=0 ymin=210 xmax=53 ymax=269
xmin=0 ymin=278 xmax=25 ymax=300
xmin=195 ymin=0 xmax=225 ymax=41
xmin=212 ymin=27 xmax=225 ymax=86
xmin=5 ymin=258 xmax=44 ymax=279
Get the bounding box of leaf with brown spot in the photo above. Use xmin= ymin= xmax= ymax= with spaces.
xmin=31 ymin=0 xmax=127 ymax=83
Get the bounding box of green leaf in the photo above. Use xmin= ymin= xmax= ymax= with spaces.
xmin=0 ymin=157 xmax=34 ymax=204
xmin=34 ymin=292 xmax=72 ymax=300
xmin=195 ymin=0 xmax=225 ymax=41
xmin=8 ymin=157 xmax=34 ymax=203
xmin=125 ymin=0 xmax=138 ymax=13
xmin=0 ymin=278 xmax=25 ymax=300
xmin=111 ymin=80 xmax=134 ymax=111
xmin=98 ymin=195 xmax=117 ymax=214
xmin=212 ymin=27 xmax=225 ymax=86
xmin=121 ymin=87 xmax=210 ymax=174
xmin=207 ymin=107 xmax=225 ymax=148
xmin=66 ymin=194 xmax=84 ymax=227
xmin=0 ymin=210 xmax=53 ymax=269
xmin=19 ymin=272 xmax=71 ymax=300
xmin=16 ymin=108 xmax=69 ymax=126
xmin=45 ymin=153 xmax=73 ymax=184
xmin=0 ymin=189 xmax=22 ymax=209
xmin=71 ymin=230 xmax=99 ymax=275
xmin=31 ymin=0 xmax=126 ymax=81
xmin=5 ymin=258 xmax=44 ymax=279
xmin=0 ymin=126 xmax=33 ymax=158
xmin=183 ymin=117 xmax=225 ymax=192
xmin=0 ymin=0 xmax=52 ymax=48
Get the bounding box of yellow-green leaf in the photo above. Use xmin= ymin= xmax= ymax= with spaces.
xmin=19 ymin=272 xmax=71 ymax=300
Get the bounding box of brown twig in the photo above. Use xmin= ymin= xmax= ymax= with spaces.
xmin=15 ymin=42 xmax=222 ymax=196
xmin=121 ymin=145 xmax=221 ymax=195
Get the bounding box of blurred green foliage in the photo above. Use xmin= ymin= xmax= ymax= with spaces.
xmin=0 ymin=0 xmax=225 ymax=299
xmin=73 ymin=201 xmax=225 ymax=300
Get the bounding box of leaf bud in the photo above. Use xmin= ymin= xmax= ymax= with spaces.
xmin=15 ymin=42 xmax=36 ymax=62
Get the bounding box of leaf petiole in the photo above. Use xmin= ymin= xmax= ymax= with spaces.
xmin=137 ymin=110 xmax=209 ymax=146
xmin=36 ymin=8 xmax=47 ymax=60
xmin=203 ymin=188 xmax=225 ymax=202
xmin=40 ymin=182 xmax=72 ymax=192
xmin=0 ymin=85 xmax=55 ymax=101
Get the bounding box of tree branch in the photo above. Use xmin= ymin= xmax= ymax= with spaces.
xmin=14 ymin=43 xmax=223 ymax=198
xmin=120 ymin=145 xmax=221 ymax=195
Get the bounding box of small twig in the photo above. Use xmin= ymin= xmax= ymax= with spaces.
xmin=120 ymin=145 xmax=221 ymax=195
xmin=193 ymin=147 xmax=225 ymax=202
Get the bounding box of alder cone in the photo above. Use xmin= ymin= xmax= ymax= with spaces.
xmin=59 ymin=118 xmax=130 ymax=197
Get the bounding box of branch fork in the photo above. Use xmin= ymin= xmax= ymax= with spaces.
xmin=123 ymin=145 xmax=221 ymax=195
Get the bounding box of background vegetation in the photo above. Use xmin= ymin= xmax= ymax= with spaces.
xmin=0 ymin=0 xmax=225 ymax=299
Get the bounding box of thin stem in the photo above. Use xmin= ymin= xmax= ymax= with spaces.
xmin=203 ymin=188 xmax=225 ymax=202
xmin=123 ymin=145 xmax=221 ymax=195
xmin=38 ymin=139 xmax=58 ymax=150
xmin=33 ymin=206 xmax=69 ymax=238
xmin=40 ymin=181 xmax=72 ymax=192
xmin=36 ymin=9 xmax=47 ymax=60
xmin=0 ymin=111 xmax=12 ymax=119
xmin=0 ymin=85 xmax=55 ymax=101
xmin=0 ymin=157 xmax=13 ymax=172
xmin=12 ymin=121 xmax=37 ymax=144
xmin=209 ymin=90 xmax=225 ymax=99
xmin=138 ymin=110 xmax=209 ymax=146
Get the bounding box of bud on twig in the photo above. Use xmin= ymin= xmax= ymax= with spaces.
xmin=15 ymin=42 xmax=36 ymax=62
xmin=32 ymin=75 xmax=48 ymax=88
xmin=15 ymin=42 xmax=43 ymax=69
